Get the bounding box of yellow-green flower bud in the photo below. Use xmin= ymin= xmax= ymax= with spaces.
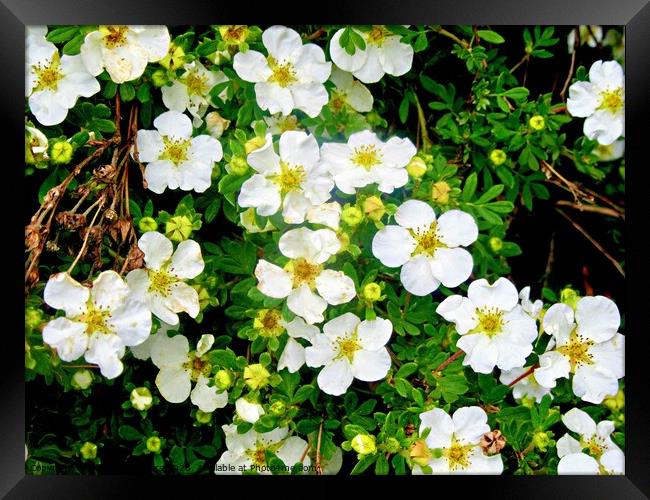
xmin=71 ymin=369 xmax=93 ymax=390
xmin=489 ymin=149 xmax=507 ymax=166
xmin=384 ymin=437 xmax=401 ymax=454
xmin=489 ymin=236 xmax=503 ymax=252
xmin=406 ymin=157 xmax=428 ymax=178
xmin=431 ymin=181 xmax=451 ymax=205
xmin=25 ymin=308 xmax=44 ymax=330
xmin=214 ymin=370 xmax=233 ymax=391
xmin=151 ymin=69 xmax=168 ymax=88
xmin=138 ymin=216 xmax=158 ymax=233
xmin=341 ymin=206 xmax=364 ymax=226
xmin=269 ymin=401 xmax=286 ymax=416
xmin=603 ymin=389 xmax=625 ymax=412
xmin=146 ymin=436 xmax=162 ymax=453
xmin=165 ymin=215 xmax=193 ymax=242
xmin=159 ymin=45 xmax=185 ymax=70
xmin=363 ymin=196 xmax=385 ymax=222
xmin=529 ymin=115 xmax=546 ymax=131
xmin=229 ymin=156 xmax=249 ymax=176
xmin=80 ymin=442 xmax=97 ymax=460
xmin=205 ymin=111 xmax=230 ymax=139
xmin=50 ymin=141 xmax=73 ymax=165
xmin=362 ymin=283 xmax=382 ymax=302
xmin=351 ymin=434 xmax=376 ymax=455
xmin=533 ymin=431 xmax=552 ymax=452
xmin=196 ymin=410 xmax=212 ymax=424
xmin=560 ymin=287 xmax=580 ymax=309
xmin=243 ymin=364 xmax=270 ymax=390
xmin=409 ymin=439 xmax=431 ymax=466
xmin=130 ymin=387 xmax=153 ymax=411
xmin=244 ymin=136 xmax=267 ymax=154
xmin=219 ymin=25 xmax=250 ymax=45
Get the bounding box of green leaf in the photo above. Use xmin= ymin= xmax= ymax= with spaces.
xmin=476 ymin=184 xmax=504 ymax=204
xmin=351 ymin=454 xmax=377 ymax=475
xmin=398 ymin=94 xmax=410 ymax=124
xmin=119 ymin=82 xmax=136 ymax=102
xmin=62 ymin=34 xmax=85 ymax=55
xmin=375 ymin=454 xmax=389 ymax=475
xmin=462 ymin=172 xmax=478 ymax=201
xmin=502 ymin=87 xmax=529 ymax=101
xmin=46 ymin=26 xmax=79 ymax=43
xmin=118 ymin=425 xmax=144 ymax=441
xmin=477 ymin=30 xmax=505 ymax=44
xmin=395 ymin=362 xmax=418 ymax=379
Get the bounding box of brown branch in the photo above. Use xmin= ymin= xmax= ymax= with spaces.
xmin=560 ymin=45 xmax=577 ymax=100
xmin=68 ymin=197 xmax=105 ymax=274
xmin=432 ymin=349 xmax=464 ymax=373
xmin=507 ymin=364 xmax=539 ymax=387
xmin=315 ymin=422 xmax=324 ymax=475
xmin=555 ymin=200 xmax=623 ymax=219
xmin=305 ymin=27 xmax=326 ymax=41
xmin=299 ymin=443 xmax=311 ymax=464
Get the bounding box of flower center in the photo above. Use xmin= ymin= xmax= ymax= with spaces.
xmin=100 ymin=25 xmax=129 ymax=49
xmin=183 ymin=352 xmax=212 ymax=381
xmin=267 ymin=56 xmax=297 ymax=88
xmin=32 ymin=53 xmax=63 ymax=93
xmin=444 ymin=439 xmax=473 ymax=471
xmin=366 ymin=25 xmax=391 ymax=46
xmin=598 ymin=88 xmax=624 ymax=114
xmin=254 ymin=309 xmax=285 ymax=338
xmin=336 ymin=335 xmax=361 ymax=362
xmin=76 ymin=304 xmax=111 ymax=335
xmin=160 ymin=136 xmax=191 ymax=165
xmin=474 ymin=307 xmax=505 ymax=337
xmin=595 ymin=144 xmax=615 ymax=157
xmin=270 ymin=161 xmax=306 ymax=194
xmin=410 ymin=223 xmax=445 ymax=256
xmin=286 ymin=258 xmax=322 ymax=289
xmin=220 ymin=25 xmax=249 ymax=44
xmin=330 ymin=91 xmax=347 ymax=112
xmin=557 ymin=330 xmax=594 ymax=373
xmin=274 ymin=115 xmax=299 ymax=133
xmin=351 ymin=144 xmax=382 ymax=170
xmin=147 ymin=269 xmax=177 ymax=297
xmin=581 ymin=436 xmax=606 ymax=459
xmin=184 ymin=71 xmax=209 ymax=95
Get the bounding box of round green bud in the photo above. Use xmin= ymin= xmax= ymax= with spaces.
xmin=269 ymin=401 xmax=286 ymax=416
xmin=214 ymin=370 xmax=233 ymax=391
xmin=603 ymin=389 xmax=625 ymax=412
xmin=341 ymin=206 xmax=364 ymax=226
xmin=351 ymin=434 xmax=376 ymax=455
xmin=363 ymin=196 xmax=386 ymax=222
xmin=409 ymin=440 xmax=432 ymax=466
xmin=50 ymin=141 xmax=74 ymax=165
xmin=406 ymin=157 xmax=428 ymax=178
xmin=71 ymin=369 xmax=93 ymax=390
xmin=25 ymin=308 xmax=44 ymax=330
xmin=560 ymin=287 xmax=580 ymax=309
xmin=384 ymin=437 xmax=401 ymax=454
xmin=489 ymin=149 xmax=507 ymax=166
xmin=165 ymin=215 xmax=193 ymax=242
xmin=489 ymin=236 xmax=504 ymax=252
xmin=138 ymin=216 xmax=158 ymax=233
xmin=244 ymin=136 xmax=267 ymax=154
xmin=243 ymin=364 xmax=270 ymax=390
xmin=130 ymin=386 xmax=153 ymax=411
xmin=146 ymin=436 xmax=162 ymax=454
xmin=529 ymin=115 xmax=546 ymax=131
xmin=229 ymin=156 xmax=249 ymax=176
xmin=151 ymin=69 xmax=168 ymax=88
xmin=533 ymin=431 xmax=551 ymax=452
xmin=431 ymin=181 xmax=451 ymax=205
xmin=196 ymin=410 xmax=213 ymax=424
xmin=80 ymin=442 xmax=97 ymax=460
xmin=362 ymin=283 xmax=382 ymax=302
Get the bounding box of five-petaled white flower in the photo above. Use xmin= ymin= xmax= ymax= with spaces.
xmin=372 ymin=200 xmax=478 ymax=296
xmin=134 ymin=110 xmax=223 ymax=194
xmin=233 ymin=25 xmax=331 ymax=117
xmin=126 ymin=231 xmax=204 ymax=326
xmin=255 ymin=227 xmax=355 ymax=324
xmin=26 ymin=27 xmax=100 ymax=126
xmin=328 ymin=66 xmax=373 ymax=113
xmin=413 ymin=407 xmax=504 ymax=475
xmin=534 ymin=296 xmax=624 ymax=404
xmin=162 ymin=60 xmax=228 ymax=127
xmin=150 ymin=332 xmax=228 ymax=412
xmin=437 ymin=278 xmax=538 ymax=374
xmin=215 ymin=424 xmax=310 ymax=474
xmin=237 ymin=131 xmax=334 ymax=224
xmin=329 ymin=26 xmax=414 ymax=84
xmin=321 ymin=130 xmax=416 ymax=195
xmin=567 ymin=60 xmax=624 ymax=145
xmin=304 ymin=313 xmax=392 ymax=396
xmin=556 ymin=408 xmax=624 ymax=475
xmin=80 ymin=25 xmax=170 ymax=83
xmin=42 ymin=271 xmax=151 ymax=379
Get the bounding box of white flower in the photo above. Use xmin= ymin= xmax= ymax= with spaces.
xmin=534 ymin=296 xmax=624 ymax=404
xmin=126 ymin=231 xmax=204 ymax=326
xmin=80 ymin=25 xmax=170 ymax=83
xmin=233 ymin=25 xmax=331 ymax=117
xmin=25 ymin=31 xmax=100 ymax=126
xmin=134 ymin=110 xmax=222 ymax=194
xmin=557 ymin=408 xmax=624 ymax=475
xmin=25 ymin=125 xmax=49 ymax=160
xmin=329 ymin=26 xmax=414 ymax=84
xmin=567 ymin=26 xmax=603 ymax=53
xmin=162 ymin=61 xmax=228 ymax=127
xmin=235 ymin=398 xmax=265 ymax=424
xmin=437 ymin=278 xmax=538 ymax=374
xmin=263 ymin=114 xmax=301 ymax=135
xmin=306 ymin=202 xmax=342 ymax=230
xmin=239 ymin=207 xmax=276 ymax=233
xmin=499 ymin=366 xmax=552 ymax=403
xmin=215 ymin=424 xmax=310 ymax=474
xmin=567 ymin=60 xmax=624 ymax=145
xmin=304 ymin=312 xmax=392 ymax=396
xmin=278 ymin=316 xmax=319 ymax=373
xmin=42 ymin=271 xmax=151 ymax=379
xmin=328 ymin=66 xmax=373 ymax=113
xmin=254 ymin=227 xmax=355 ymax=324
xmin=414 ymin=407 xmax=503 ymax=474
xmin=321 ymin=130 xmax=416 ymax=195
xmin=519 ymin=286 xmax=543 ymax=319
xmin=372 ymin=200 xmax=477 ymax=296
xmin=150 ymin=332 xmax=227 ymax=412
xmin=237 ymin=131 xmax=334 ymax=224
xmin=593 ymin=139 xmax=624 ymax=162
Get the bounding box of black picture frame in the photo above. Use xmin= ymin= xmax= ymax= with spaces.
xmin=6 ymin=1 xmax=649 ymax=497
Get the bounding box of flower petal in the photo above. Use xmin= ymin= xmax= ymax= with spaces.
xmin=400 ymin=255 xmax=440 ymax=296
xmin=235 ymin=398 xmax=265 ymax=423
xmin=44 ymin=272 xmax=89 ymax=316
xmin=573 ymin=364 xmax=619 ymax=404
xmin=534 ymin=350 xmax=571 ymax=388
xmin=372 ymin=225 xmax=416 ymax=267
xmin=246 ymin=134 xmax=280 ymax=175
xmin=42 ymin=317 xmax=88 ymax=362
xmin=287 ymin=285 xmax=327 ymax=325
xmin=279 ymin=130 xmax=320 ymax=168
xmin=144 ymin=160 xmax=177 ymax=194
xmin=419 ymin=408 xmax=454 ymax=449
xmin=575 ymin=296 xmax=620 ymax=343
xmin=138 ymin=231 xmax=173 ymax=271
xmin=263 ymin=25 xmax=303 ymax=60
xmin=452 ymin=406 xmax=490 ymax=445
xmin=254 ymin=82 xmax=294 ymax=116
xmin=436 ymin=295 xmax=478 ymax=335
xmin=190 ymin=375 xmax=228 ymax=412
xmin=107 ymin=299 xmax=152 ymax=346
xmin=395 ymin=199 xmax=436 ymax=229
xmin=562 ymin=408 xmax=597 ymax=437
xmin=304 ymin=334 xmax=336 ymax=367
xmin=467 ymin=277 xmax=519 ymax=311
xmin=277 ymin=436 xmax=311 ymax=467
xmin=169 ymin=239 xmax=204 ymax=279
xmin=317 ymin=358 xmax=353 ymax=396
xmin=556 ymin=434 xmax=582 ymax=458
xmin=567 ymin=81 xmax=599 ymax=117
xmin=351 ymin=348 xmax=391 ymax=382
xmin=357 ymin=318 xmax=393 ymax=351
xmin=429 ymin=247 xmax=474 ymax=289
xmin=329 ymin=29 xmax=368 ymax=73
xmin=436 ymin=210 xmax=478 ymax=247
xmin=379 ymin=35 xmax=414 ymax=76
xmin=135 ymin=129 xmax=164 ymax=162
xmin=255 ymin=260 xmax=292 ymax=299
xmin=323 ymin=312 xmax=360 ymax=340
xmin=154 ymin=110 xmax=192 ymax=140
xmin=233 ymin=49 xmax=272 ymax=83
xmin=542 ymin=303 xmax=575 ymax=344
xmin=150 ymin=331 xmax=188 ymax=368
xmin=285 ymin=316 xmax=319 ymax=341
xmin=352 ymin=45 xmax=385 ymax=84
xmin=156 ymin=367 xmax=191 ymax=403
xmin=278 ymin=337 xmax=306 ymax=373
xmin=238 ymin=175 xmax=282 ymax=216
xmin=188 ymin=134 xmax=223 ymax=164
xmin=85 ymin=333 xmax=125 ymax=379
xmin=315 ymin=269 xmax=356 ymax=305
xmin=290 ymin=82 xmax=329 ymax=118
xmin=91 ymin=270 xmax=129 ymax=310
xmin=558 ymin=453 xmax=600 ymax=475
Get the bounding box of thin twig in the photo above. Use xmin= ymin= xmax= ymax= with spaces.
xmin=299 ymin=443 xmax=311 ymax=464
xmin=315 ymin=422 xmax=324 ymax=475
xmin=68 ymin=198 xmax=105 ymax=274
xmin=555 ymin=200 xmax=622 ymax=219
xmin=560 ymin=42 xmax=577 ymax=100
xmin=432 ymin=350 xmax=464 ymax=374
xmin=507 ymin=364 xmax=539 ymax=387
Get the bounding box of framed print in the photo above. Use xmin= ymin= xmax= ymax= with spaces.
xmin=5 ymin=0 xmax=650 ymax=497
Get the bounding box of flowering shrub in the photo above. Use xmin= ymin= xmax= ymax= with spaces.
xmin=25 ymin=24 xmax=625 ymax=475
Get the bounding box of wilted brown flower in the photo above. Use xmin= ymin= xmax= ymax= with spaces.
xmin=55 ymin=212 xmax=87 ymax=230
xmin=480 ymin=430 xmax=506 ymax=455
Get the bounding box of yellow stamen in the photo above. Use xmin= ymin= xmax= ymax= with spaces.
xmin=474 ymin=307 xmax=505 ymax=337
xmin=147 ymin=269 xmax=177 ymax=297
xmin=444 ymin=439 xmax=473 ymax=471
xmin=269 ymin=161 xmax=305 ymax=194
xmin=160 ymin=136 xmax=191 ymax=165
xmin=286 ymin=258 xmax=322 ymax=289
xmin=410 ymin=223 xmax=445 ymax=256
xmin=32 ymin=52 xmax=63 ymax=93
xmin=267 ymin=56 xmax=297 ymax=88
xmin=100 ymin=25 xmax=129 ymax=49
xmin=557 ymin=330 xmax=594 ymax=373
xmin=598 ymin=88 xmax=623 ymax=114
